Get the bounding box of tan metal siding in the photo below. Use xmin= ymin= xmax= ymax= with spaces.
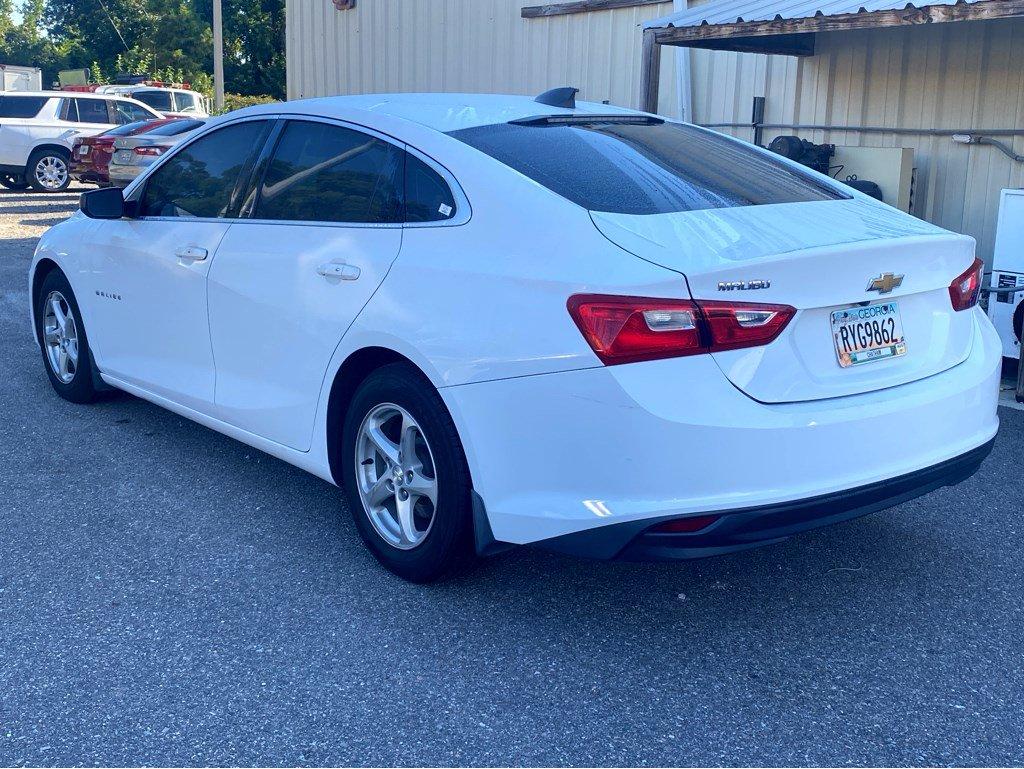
xmin=286 ymin=1 xmax=1024 ymax=261
xmin=689 ymin=19 xmax=1024 ymax=262
xmin=286 ymin=0 xmax=682 ymax=114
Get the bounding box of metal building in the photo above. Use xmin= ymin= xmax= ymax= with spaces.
xmin=285 ymin=0 xmax=1024 ymax=263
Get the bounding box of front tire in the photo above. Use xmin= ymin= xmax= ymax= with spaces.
xmin=35 ymin=270 xmax=100 ymax=403
xmin=27 ymin=148 xmax=71 ymax=193
xmin=341 ymin=363 xmax=474 ymax=582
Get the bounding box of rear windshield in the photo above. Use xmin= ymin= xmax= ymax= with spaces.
xmin=102 ymin=120 xmax=156 ymax=137
xmin=0 ymin=95 xmax=47 ymax=119
xmin=448 ymin=119 xmax=848 ymax=215
xmin=147 ymin=119 xmax=204 ymax=136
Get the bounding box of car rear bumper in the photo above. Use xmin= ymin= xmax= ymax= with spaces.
xmin=535 ymin=437 xmax=994 ymax=560
xmin=444 ymin=308 xmax=1001 ymax=550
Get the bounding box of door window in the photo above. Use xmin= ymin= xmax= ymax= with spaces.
xmin=140 ymin=120 xmax=272 ymax=219
xmin=111 ymin=100 xmax=155 ymax=125
xmin=404 ymin=153 xmax=457 ymax=223
xmin=132 ymin=90 xmax=173 ymax=112
xmin=253 ymin=120 xmax=403 ymax=224
xmin=73 ymin=98 xmax=112 ymax=124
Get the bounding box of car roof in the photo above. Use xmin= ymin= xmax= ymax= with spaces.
xmin=242 ymin=92 xmax=640 ymax=133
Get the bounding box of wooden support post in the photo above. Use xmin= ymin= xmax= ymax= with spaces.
xmin=640 ymin=28 xmax=662 ymax=115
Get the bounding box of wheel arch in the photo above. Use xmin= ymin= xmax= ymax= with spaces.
xmin=29 ymin=141 xmax=73 ymax=159
xmin=325 ymin=346 xmax=424 ymax=486
xmin=30 ymin=257 xmax=63 ymax=347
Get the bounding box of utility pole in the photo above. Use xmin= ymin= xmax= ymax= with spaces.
xmin=213 ymin=0 xmax=225 ymax=112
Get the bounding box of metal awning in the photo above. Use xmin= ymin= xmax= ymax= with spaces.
xmin=644 ymin=0 xmax=1024 ymax=55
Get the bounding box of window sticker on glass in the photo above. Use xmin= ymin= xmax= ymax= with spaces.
xmin=438 ymin=203 xmax=453 ymax=217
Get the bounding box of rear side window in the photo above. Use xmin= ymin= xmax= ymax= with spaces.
xmin=448 ymin=119 xmax=848 ymax=215
xmin=405 ymin=153 xmax=457 ymax=223
xmin=254 ymin=120 xmax=403 ymax=224
xmin=140 ymin=120 xmax=272 ymax=219
xmin=0 ymin=96 xmax=47 ymax=118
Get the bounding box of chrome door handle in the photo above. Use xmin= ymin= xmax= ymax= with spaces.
xmin=175 ymin=246 xmax=208 ymax=262
xmin=317 ymin=262 xmax=360 ymax=281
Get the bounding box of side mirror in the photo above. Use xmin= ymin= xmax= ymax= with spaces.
xmin=80 ymin=186 xmax=128 ymax=219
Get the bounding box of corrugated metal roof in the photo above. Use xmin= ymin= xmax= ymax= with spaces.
xmin=644 ymin=0 xmax=986 ymax=29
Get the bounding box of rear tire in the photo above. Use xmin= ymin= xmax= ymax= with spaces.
xmin=35 ymin=270 xmax=100 ymax=404
xmin=0 ymin=173 xmax=29 ymax=190
xmin=27 ymin=148 xmax=71 ymax=193
xmin=341 ymin=363 xmax=475 ymax=583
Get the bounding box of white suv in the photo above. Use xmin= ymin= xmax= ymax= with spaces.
xmin=0 ymin=91 xmax=161 ymax=192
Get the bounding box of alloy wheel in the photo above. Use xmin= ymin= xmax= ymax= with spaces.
xmin=355 ymin=403 xmax=439 ymax=550
xmin=34 ymin=155 xmax=68 ymax=191
xmin=43 ymin=290 xmax=79 ymax=384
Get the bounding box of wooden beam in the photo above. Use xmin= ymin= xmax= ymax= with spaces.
xmin=639 ymin=27 xmax=661 ymax=114
xmin=522 ymin=0 xmax=663 ymax=19
xmin=650 ymin=0 xmax=1024 ymax=46
xmin=683 ymin=34 xmax=815 ymax=57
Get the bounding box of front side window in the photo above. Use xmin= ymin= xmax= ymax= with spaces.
xmin=254 ymin=120 xmax=403 ymax=224
xmin=0 ymin=96 xmax=48 ymax=118
xmin=74 ymin=98 xmax=112 ymax=124
xmin=448 ymin=119 xmax=848 ymax=215
xmin=405 ymin=153 xmax=457 ymax=223
xmin=112 ymin=100 xmax=155 ymax=125
xmin=133 ymin=90 xmax=173 ymax=112
xmin=140 ymin=120 xmax=272 ymax=219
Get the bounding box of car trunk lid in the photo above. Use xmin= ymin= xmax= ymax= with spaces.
xmin=591 ymin=198 xmax=978 ymax=403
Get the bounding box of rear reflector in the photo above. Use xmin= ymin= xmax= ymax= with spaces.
xmin=567 ymin=294 xmax=795 ymax=365
xmin=649 ymin=515 xmax=721 ymax=534
xmin=949 ymin=257 xmax=984 ymax=312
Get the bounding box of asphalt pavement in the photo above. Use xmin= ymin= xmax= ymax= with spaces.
xmin=1 ymin=189 xmax=1022 ymax=767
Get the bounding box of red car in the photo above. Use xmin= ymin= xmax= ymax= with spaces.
xmin=70 ymin=118 xmax=180 ymax=186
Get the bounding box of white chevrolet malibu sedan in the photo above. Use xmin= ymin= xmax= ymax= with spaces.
xmin=30 ymin=90 xmax=1000 ymax=581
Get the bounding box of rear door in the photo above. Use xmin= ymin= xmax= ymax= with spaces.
xmin=207 ymin=118 xmax=408 ymax=450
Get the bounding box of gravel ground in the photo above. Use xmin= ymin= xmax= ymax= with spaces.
xmin=1 ymin=188 xmax=1023 ymax=767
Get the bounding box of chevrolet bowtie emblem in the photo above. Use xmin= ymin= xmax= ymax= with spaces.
xmin=867 ymin=272 xmax=904 ymax=294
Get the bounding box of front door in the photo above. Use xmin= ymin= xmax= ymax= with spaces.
xmin=82 ymin=119 xmax=274 ymax=410
xmin=208 ymin=119 xmax=406 ymax=450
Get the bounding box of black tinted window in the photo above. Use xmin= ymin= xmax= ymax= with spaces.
xmin=405 ymin=153 xmax=457 ymax=223
xmin=141 ymin=121 xmax=271 ymax=218
xmin=255 ymin=121 xmax=402 ymax=224
xmin=75 ymin=98 xmax=111 ymax=124
xmin=449 ymin=119 xmax=847 ymax=215
xmin=134 ymin=90 xmax=173 ymax=111
xmin=0 ymin=96 xmax=47 ymax=118
xmin=147 ymin=119 xmax=204 ymax=136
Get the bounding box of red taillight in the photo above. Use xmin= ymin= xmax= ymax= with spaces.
xmin=649 ymin=515 xmax=721 ymax=534
xmin=567 ymin=294 xmax=795 ymax=365
xmin=949 ymin=257 xmax=984 ymax=312
xmin=698 ymin=300 xmax=796 ymax=353
xmin=133 ymin=146 xmax=164 ymax=156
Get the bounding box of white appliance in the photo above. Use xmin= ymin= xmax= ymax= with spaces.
xmin=987 ymin=188 xmax=1024 ymax=359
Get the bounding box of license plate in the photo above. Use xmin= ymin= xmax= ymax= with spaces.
xmin=831 ymin=301 xmax=907 ymax=368
xmin=113 ymin=150 xmax=132 ymax=164
xmin=78 ymin=145 xmax=90 ymax=155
